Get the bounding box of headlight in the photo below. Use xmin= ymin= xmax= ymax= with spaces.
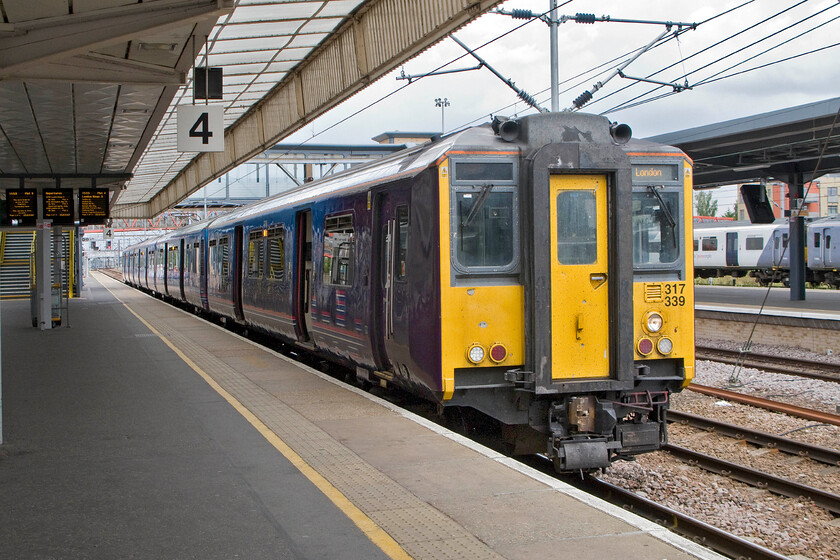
xmin=657 ymin=337 xmax=674 ymax=355
xmin=467 ymin=344 xmax=485 ymax=364
xmin=645 ymin=312 xmax=663 ymax=333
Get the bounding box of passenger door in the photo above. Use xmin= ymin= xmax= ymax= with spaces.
xmin=373 ymin=189 xmax=411 ymax=371
xmin=822 ymin=229 xmax=835 ymax=268
xmin=294 ymin=210 xmax=313 ymax=342
xmin=725 ymin=232 xmax=739 ymax=267
xmin=550 ymin=174 xmax=610 ymax=380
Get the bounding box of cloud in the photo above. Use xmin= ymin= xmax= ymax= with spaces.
xmin=286 ymin=0 xmax=840 ymax=145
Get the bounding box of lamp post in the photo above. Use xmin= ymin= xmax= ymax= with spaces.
xmin=435 ymin=97 xmax=450 ymax=133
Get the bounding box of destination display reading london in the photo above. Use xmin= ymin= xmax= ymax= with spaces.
xmin=79 ymin=188 xmax=109 ymax=225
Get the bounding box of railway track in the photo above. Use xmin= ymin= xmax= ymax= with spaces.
xmin=696 ymin=345 xmax=840 ymax=384
xmin=687 ymin=383 xmax=840 ymax=426
xmin=517 ymin=455 xmax=793 ymax=560
xmin=668 ymin=409 xmax=840 ymax=466
xmin=663 ymin=443 xmax=840 ymax=515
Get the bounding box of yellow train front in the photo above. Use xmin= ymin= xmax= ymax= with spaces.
xmin=438 ymin=113 xmax=693 ymax=471
xmin=626 ymin=142 xmax=695 ymax=409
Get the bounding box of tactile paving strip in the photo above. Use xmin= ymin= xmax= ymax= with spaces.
xmin=120 ymin=286 xmax=506 ymax=560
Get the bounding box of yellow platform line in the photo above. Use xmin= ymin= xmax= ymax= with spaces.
xmin=109 ymin=288 xmax=413 ymax=560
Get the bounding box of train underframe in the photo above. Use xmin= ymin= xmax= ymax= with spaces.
xmin=447 ymin=371 xmax=672 ymax=472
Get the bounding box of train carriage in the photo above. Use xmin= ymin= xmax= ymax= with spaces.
xmin=124 ymin=112 xmax=694 ymax=472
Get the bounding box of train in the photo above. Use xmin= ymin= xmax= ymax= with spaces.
xmin=693 ymin=217 xmax=840 ymax=287
xmin=122 ymin=111 xmax=695 ymax=472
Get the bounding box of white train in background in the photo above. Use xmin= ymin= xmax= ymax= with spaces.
xmin=693 ymin=217 xmax=840 ymax=288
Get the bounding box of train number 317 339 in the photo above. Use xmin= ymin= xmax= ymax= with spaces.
xmin=663 ymin=283 xmax=686 ymax=307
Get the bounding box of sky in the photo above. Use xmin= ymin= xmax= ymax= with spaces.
xmin=283 ymin=0 xmax=840 ymax=214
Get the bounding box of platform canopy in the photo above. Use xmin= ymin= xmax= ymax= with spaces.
xmin=0 ymin=0 xmax=502 ymax=219
xmin=647 ymin=97 xmax=840 ymax=188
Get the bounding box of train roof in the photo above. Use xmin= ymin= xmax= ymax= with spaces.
xmin=207 ymin=118 xmax=534 ymax=230
xmin=127 ymin=112 xmax=690 ymax=245
xmin=623 ymin=137 xmax=685 ymax=159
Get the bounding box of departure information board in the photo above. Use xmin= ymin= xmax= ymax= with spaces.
xmin=79 ymin=188 xmax=109 ymax=225
xmin=4 ymin=189 xmax=38 ymax=226
xmin=42 ymin=189 xmax=75 ymax=225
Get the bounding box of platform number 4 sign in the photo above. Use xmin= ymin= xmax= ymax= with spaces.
xmin=177 ymin=105 xmax=224 ymax=152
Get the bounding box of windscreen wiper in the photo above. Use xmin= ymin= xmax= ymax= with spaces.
xmin=463 ymin=184 xmax=494 ymax=227
xmin=647 ymin=185 xmax=677 ymax=246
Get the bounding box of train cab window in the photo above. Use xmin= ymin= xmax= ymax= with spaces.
xmin=827 ymin=235 xmax=832 ymax=249
xmin=323 ymin=214 xmax=355 ymax=286
xmin=746 ymin=236 xmax=764 ymax=251
xmin=631 ymin=189 xmax=680 ymax=265
xmin=701 ymin=237 xmax=717 ymax=251
xmin=248 ymin=231 xmax=265 ymax=278
xmin=267 ymin=227 xmax=285 ymax=281
xmin=693 ymin=239 xmax=699 ymax=252
xmin=452 ymin=187 xmax=517 ymax=271
xmin=814 ymin=233 xmax=821 ymax=249
xmin=557 ymin=191 xmax=596 ymax=264
xmin=395 ymin=206 xmax=408 ymax=282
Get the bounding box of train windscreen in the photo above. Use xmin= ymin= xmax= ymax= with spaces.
xmin=632 ymin=189 xmax=681 ymax=266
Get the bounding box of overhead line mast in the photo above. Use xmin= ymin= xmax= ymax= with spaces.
xmin=494 ymin=8 xmax=697 ymax=111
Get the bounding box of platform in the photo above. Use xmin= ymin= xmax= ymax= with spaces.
xmin=1 ymin=272 xmax=724 ymax=560
xmin=695 ymin=284 xmax=840 ymax=319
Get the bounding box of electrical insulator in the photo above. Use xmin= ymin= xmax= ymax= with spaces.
xmin=573 ymin=90 xmax=593 ymax=109
xmin=575 ymin=13 xmax=596 ymax=24
xmin=511 ymin=9 xmax=534 ymax=20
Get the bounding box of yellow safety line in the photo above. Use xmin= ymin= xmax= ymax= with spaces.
xmin=104 ymin=283 xmax=412 ymax=560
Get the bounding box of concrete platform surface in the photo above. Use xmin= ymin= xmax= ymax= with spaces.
xmin=0 ymin=273 xmax=726 ymax=560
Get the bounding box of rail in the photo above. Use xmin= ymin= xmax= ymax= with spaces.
xmin=668 ymin=410 xmax=840 ymax=466
xmin=695 ymin=346 xmax=840 ymax=384
xmin=687 ymin=383 xmax=840 ymax=427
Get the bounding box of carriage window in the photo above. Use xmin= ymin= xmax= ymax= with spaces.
xmin=746 ymin=236 xmax=764 ymax=251
xmin=827 ymin=235 xmax=832 ymax=249
xmin=220 ymin=237 xmax=230 ymax=277
xmin=453 ymin=188 xmax=516 ymax=270
xmin=248 ymin=231 xmax=264 ymax=278
xmin=195 ymin=242 xmax=202 ymax=275
xmin=395 ymin=206 xmax=408 ymax=282
xmin=168 ymin=246 xmax=179 ymax=271
xmin=323 ymin=214 xmax=354 ymax=286
xmin=701 ymin=237 xmax=717 ymax=251
xmin=814 ymin=233 xmax=821 ymax=249
xmin=267 ymin=227 xmax=285 ymax=281
xmin=631 ymin=190 xmax=680 ymax=265
xmin=557 ymin=191 xmax=596 ymax=264
xmin=693 ymin=239 xmax=699 ymax=252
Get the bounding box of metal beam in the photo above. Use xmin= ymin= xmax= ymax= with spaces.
xmin=0 ymin=0 xmax=233 ymax=77
xmin=5 ymin=53 xmax=185 ymax=85
xmin=112 ymin=0 xmax=503 ymax=218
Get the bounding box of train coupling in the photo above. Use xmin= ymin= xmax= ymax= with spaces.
xmin=546 ymin=395 xmax=663 ymax=471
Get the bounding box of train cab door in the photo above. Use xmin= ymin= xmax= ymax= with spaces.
xmin=373 ymin=190 xmax=411 ymax=371
xmin=294 ymin=210 xmax=313 ymax=342
xmin=548 ymin=174 xmax=610 ymax=380
xmin=725 ymin=232 xmax=739 ymax=267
